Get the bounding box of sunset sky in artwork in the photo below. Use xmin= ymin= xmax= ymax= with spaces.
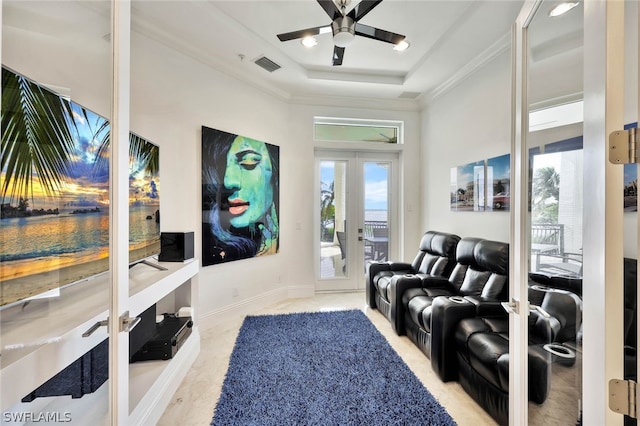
xmin=1 ymin=100 xmax=159 ymax=210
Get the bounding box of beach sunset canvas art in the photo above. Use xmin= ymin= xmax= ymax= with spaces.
xmin=1 ymin=67 xmax=160 ymax=307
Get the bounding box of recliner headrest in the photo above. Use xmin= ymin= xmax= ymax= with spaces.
xmin=418 ymin=231 xmax=460 ymax=257
xmin=418 ymin=231 xmax=436 ymax=251
xmin=474 ymin=239 xmax=509 ymax=275
xmin=455 ymin=237 xmax=483 ymax=267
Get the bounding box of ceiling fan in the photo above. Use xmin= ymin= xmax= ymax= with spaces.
xmin=276 ymin=0 xmax=406 ymax=66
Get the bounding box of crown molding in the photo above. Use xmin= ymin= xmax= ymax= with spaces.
xmin=422 ymin=31 xmax=512 ymax=107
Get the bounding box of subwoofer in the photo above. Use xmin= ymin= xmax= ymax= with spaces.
xmin=159 ymin=232 xmax=194 ymax=262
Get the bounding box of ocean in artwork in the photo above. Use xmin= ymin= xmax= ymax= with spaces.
xmin=1 ymin=67 xmax=160 ymax=305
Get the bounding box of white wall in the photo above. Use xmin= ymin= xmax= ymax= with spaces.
xmin=3 ymin=18 xmax=422 ymax=323
xmin=129 ymin=33 xmax=298 ymax=321
xmin=421 ymin=49 xmax=512 ymax=243
xmin=132 ymin=39 xmax=423 ymax=319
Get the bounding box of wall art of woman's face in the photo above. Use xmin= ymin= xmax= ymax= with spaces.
xmin=223 ymin=135 xmax=274 ymax=228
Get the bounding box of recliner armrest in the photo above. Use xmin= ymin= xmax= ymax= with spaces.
xmin=388 ymin=262 xmax=413 ymax=271
xmin=420 ymin=275 xmax=450 ymax=289
xmin=464 ymin=296 xmax=508 ymax=318
xmin=366 ymin=262 xmax=392 ymax=308
xmin=430 ymin=295 xmax=477 ymax=382
xmin=388 ymin=274 xmax=423 ymax=335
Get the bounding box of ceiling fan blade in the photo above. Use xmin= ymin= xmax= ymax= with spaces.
xmin=317 ymin=0 xmax=341 ymax=20
xmin=348 ymin=0 xmax=383 ymax=22
xmin=355 ymin=23 xmax=405 ymax=45
xmin=333 ymin=46 xmax=345 ymax=66
xmin=277 ymin=25 xmax=331 ymax=42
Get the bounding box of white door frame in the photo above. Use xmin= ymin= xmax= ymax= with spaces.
xmin=314 ymin=149 xmax=399 ymax=292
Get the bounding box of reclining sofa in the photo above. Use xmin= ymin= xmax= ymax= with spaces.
xmin=365 ymin=230 xmax=460 ymax=333
xmin=400 ymin=237 xmax=510 ymax=381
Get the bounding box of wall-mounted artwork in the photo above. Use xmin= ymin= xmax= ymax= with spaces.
xmin=487 ymin=154 xmax=511 ymax=211
xmin=624 ymin=163 xmax=637 ymax=212
xmin=201 ymin=126 xmax=279 ymax=266
xmin=449 ymin=167 xmax=458 ymax=210
xmin=1 ymin=66 xmax=160 ymax=308
xmin=451 ymin=161 xmax=485 ymax=211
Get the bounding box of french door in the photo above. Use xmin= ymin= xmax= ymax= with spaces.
xmin=315 ymin=150 xmax=398 ymax=292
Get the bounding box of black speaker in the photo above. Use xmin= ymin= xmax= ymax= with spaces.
xmin=159 ymin=232 xmax=194 ymax=262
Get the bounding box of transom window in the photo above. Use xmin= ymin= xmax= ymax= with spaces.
xmin=313 ymin=117 xmax=403 ymax=144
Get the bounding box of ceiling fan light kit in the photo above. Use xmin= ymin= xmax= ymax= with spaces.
xmin=301 ymin=36 xmax=318 ymax=48
xmin=332 ymin=16 xmax=355 ymax=48
xmin=277 ymin=0 xmax=406 ymax=66
xmin=393 ymin=40 xmax=410 ymax=52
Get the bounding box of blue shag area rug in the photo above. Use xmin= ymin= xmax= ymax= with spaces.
xmin=211 ymin=309 xmax=457 ymax=425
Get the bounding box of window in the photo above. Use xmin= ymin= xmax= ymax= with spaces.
xmin=313 ymin=117 xmax=403 ymax=144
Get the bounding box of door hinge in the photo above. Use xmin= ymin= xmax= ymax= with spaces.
xmin=609 ymin=128 xmax=638 ymax=164
xmin=609 ymin=378 xmax=638 ymax=418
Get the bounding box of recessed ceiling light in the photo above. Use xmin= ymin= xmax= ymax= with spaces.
xmin=301 ymin=36 xmax=318 ymax=48
xmin=393 ymin=40 xmax=410 ymax=52
xmin=549 ymin=2 xmax=579 ymax=17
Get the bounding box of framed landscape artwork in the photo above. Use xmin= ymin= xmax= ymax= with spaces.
xmin=1 ymin=66 xmax=160 ymax=308
xmin=451 ymin=161 xmax=485 ymax=212
xmin=487 ymin=154 xmax=511 ymax=211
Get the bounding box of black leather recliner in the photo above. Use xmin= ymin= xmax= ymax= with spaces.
xmin=454 ymin=282 xmax=582 ymax=426
xmin=365 ymin=230 xmax=460 ymax=333
xmin=400 ymin=237 xmax=509 ymax=381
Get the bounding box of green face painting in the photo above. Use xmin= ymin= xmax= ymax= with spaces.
xmin=223 ymin=136 xmax=274 ymax=229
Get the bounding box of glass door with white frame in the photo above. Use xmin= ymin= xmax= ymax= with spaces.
xmin=526 ymin=2 xmax=584 ymax=424
xmin=509 ymin=0 xmax=585 ymax=424
xmin=316 ymin=151 xmax=397 ymax=292
xmin=0 ymin=0 xmax=113 ymax=423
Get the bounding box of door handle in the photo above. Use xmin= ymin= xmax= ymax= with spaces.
xmin=82 ymin=311 xmax=141 ymax=337
xmin=501 ymin=300 xmax=551 ymax=319
xmin=501 ymin=299 xmax=519 ymax=314
xmin=83 ymin=319 xmax=109 ymax=337
xmin=121 ymin=311 xmax=141 ymax=333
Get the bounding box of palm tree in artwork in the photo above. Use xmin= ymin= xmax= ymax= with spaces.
xmin=1 ymin=67 xmax=159 ymax=206
xmin=1 ymin=67 xmax=79 ymax=203
xmin=92 ymin=123 xmax=159 ymax=177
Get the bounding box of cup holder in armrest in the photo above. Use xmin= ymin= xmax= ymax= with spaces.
xmin=543 ymin=343 xmax=577 ymax=366
xmin=531 ymin=284 xmax=552 ymax=292
xmin=448 ymin=296 xmax=467 ymax=304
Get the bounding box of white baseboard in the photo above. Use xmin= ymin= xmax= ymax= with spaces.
xmin=198 ymin=285 xmax=314 ymax=329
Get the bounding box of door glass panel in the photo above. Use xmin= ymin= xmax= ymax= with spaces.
xmin=319 ymin=160 xmax=348 ymax=279
xmin=1 ymin=0 xmax=111 ymax=422
xmin=316 ymin=152 xmax=396 ymax=292
xmin=623 ymin=2 xmax=639 ymax=426
xmin=364 ymin=161 xmax=389 ymax=264
xmin=527 ymin=1 xmax=583 ymax=424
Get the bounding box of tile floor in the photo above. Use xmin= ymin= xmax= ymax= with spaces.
xmin=158 ymin=291 xmax=497 ymax=426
